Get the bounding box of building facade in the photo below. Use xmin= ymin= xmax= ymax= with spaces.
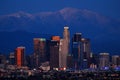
xmin=15 ymin=47 xmax=25 ymax=67
xmin=33 ymin=38 xmax=46 ymax=68
xmin=81 ymin=38 xmax=91 ymax=69
xmin=72 ymin=33 xmax=82 ymax=70
xmin=99 ymin=53 xmax=109 ymax=69
xmin=9 ymin=52 xmax=15 ymax=65
xmin=49 ymin=40 xmax=59 ymax=70
xmin=72 ymin=33 xmax=91 ymax=70
xmin=112 ymin=55 xmax=120 ymax=67
xmin=61 ymin=26 xmax=70 ymax=69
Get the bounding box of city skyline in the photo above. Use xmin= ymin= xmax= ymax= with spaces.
xmin=0 ymin=26 xmax=119 ymax=70
xmin=0 ymin=1 xmax=120 ymax=79
xmin=0 ymin=24 xmax=119 ymax=55
xmin=0 ymin=26 xmax=119 ymax=80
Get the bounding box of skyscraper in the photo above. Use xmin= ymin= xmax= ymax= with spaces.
xmin=99 ymin=53 xmax=109 ymax=69
xmin=15 ymin=46 xmax=25 ymax=67
xmin=112 ymin=55 xmax=119 ymax=67
xmin=61 ymin=26 xmax=70 ymax=69
xmin=33 ymin=38 xmax=46 ymax=68
xmin=72 ymin=33 xmax=91 ymax=70
xmin=72 ymin=33 xmax=82 ymax=70
xmin=81 ymin=38 xmax=91 ymax=69
xmin=72 ymin=33 xmax=82 ymax=42
xmin=9 ymin=52 xmax=15 ymax=65
xmin=67 ymin=54 xmax=73 ymax=69
xmin=59 ymin=39 xmax=64 ymax=69
xmin=49 ymin=40 xmax=59 ymax=70
xmin=90 ymin=53 xmax=99 ymax=69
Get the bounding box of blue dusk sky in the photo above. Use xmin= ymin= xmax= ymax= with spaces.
xmin=0 ymin=0 xmax=120 ymax=19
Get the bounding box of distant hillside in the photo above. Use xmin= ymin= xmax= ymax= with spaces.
xmin=0 ymin=7 xmax=120 ymax=55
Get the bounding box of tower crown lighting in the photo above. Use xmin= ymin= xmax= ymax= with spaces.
xmin=64 ymin=27 xmax=69 ymax=29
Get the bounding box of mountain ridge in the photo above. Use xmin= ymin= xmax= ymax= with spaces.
xmin=0 ymin=7 xmax=120 ymax=54
xmin=0 ymin=7 xmax=120 ymax=32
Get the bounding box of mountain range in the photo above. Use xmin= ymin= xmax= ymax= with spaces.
xmin=0 ymin=7 xmax=120 ymax=55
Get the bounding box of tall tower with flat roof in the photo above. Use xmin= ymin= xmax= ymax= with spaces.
xmin=33 ymin=38 xmax=46 ymax=68
xmin=99 ymin=53 xmax=109 ymax=69
xmin=15 ymin=46 xmax=25 ymax=67
xmin=72 ymin=33 xmax=82 ymax=70
xmin=81 ymin=38 xmax=91 ymax=69
xmin=61 ymin=26 xmax=70 ymax=68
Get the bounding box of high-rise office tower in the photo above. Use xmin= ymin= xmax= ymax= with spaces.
xmin=81 ymin=38 xmax=91 ymax=69
xmin=33 ymin=38 xmax=46 ymax=68
xmin=9 ymin=52 xmax=15 ymax=65
xmin=61 ymin=26 xmax=70 ymax=68
xmin=72 ymin=33 xmax=82 ymax=42
xmin=99 ymin=53 xmax=109 ymax=69
xmin=49 ymin=40 xmax=59 ymax=70
xmin=112 ymin=55 xmax=119 ymax=67
xmin=72 ymin=33 xmax=91 ymax=70
xmin=15 ymin=46 xmax=25 ymax=67
xmin=90 ymin=53 xmax=99 ymax=69
xmin=72 ymin=33 xmax=82 ymax=70
xmin=59 ymin=39 xmax=64 ymax=69
xmin=67 ymin=54 xmax=73 ymax=69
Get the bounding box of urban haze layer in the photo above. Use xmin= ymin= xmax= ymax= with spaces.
xmin=0 ymin=26 xmax=120 ymax=80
